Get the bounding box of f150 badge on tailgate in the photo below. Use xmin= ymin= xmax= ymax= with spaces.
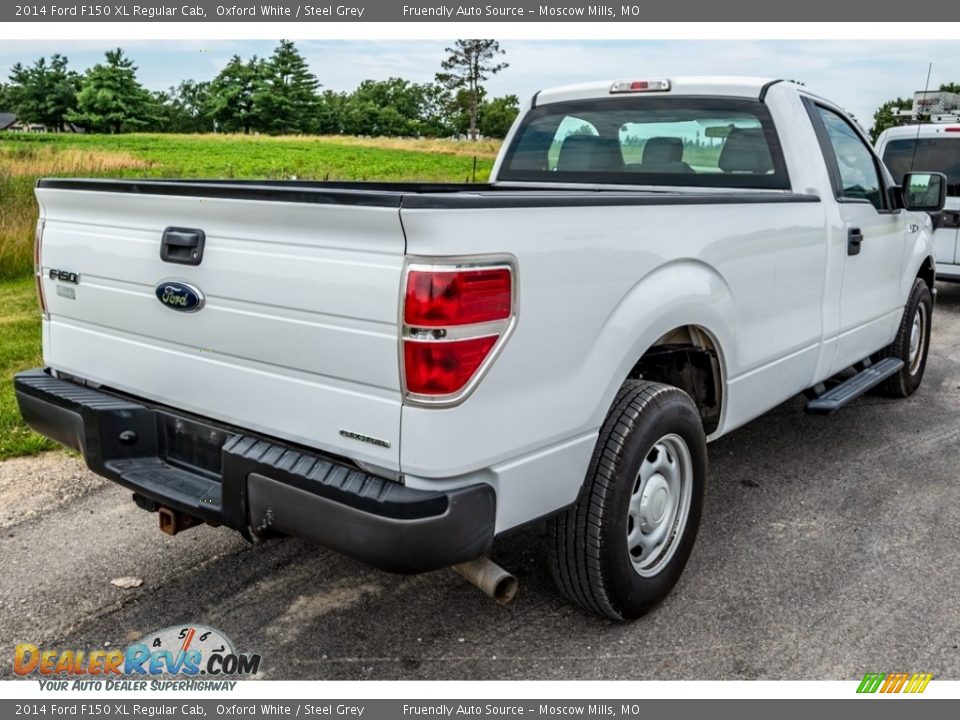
xmin=156 ymin=280 xmax=204 ymax=312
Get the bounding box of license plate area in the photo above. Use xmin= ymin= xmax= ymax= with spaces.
xmin=157 ymin=412 xmax=231 ymax=479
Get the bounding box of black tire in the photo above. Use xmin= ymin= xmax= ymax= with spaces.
xmin=875 ymin=278 xmax=932 ymax=398
xmin=546 ymin=380 xmax=707 ymax=620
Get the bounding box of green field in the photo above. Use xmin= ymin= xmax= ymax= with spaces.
xmin=1 ymin=132 xmax=499 ymax=279
xmin=0 ymin=132 xmax=500 ymax=459
xmin=0 ymin=277 xmax=52 ymax=459
xmin=0 ymin=132 xmax=500 ymax=182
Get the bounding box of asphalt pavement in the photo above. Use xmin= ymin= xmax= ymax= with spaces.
xmin=3 ymin=283 xmax=960 ymax=680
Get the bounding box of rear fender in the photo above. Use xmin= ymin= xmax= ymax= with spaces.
xmin=584 ymin=260 xmax=735 ymax=436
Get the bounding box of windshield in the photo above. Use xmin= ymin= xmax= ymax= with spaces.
xmin=498 ymin=97 xmax=790 ymax=190
xmin=882 ymin=137 xmax=960 ymax=196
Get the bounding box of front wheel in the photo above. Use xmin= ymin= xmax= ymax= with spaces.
xmin=546 ymin=380 xmax=707 ymax=620
xmin=875 ymin=278 xmax=932 ymax=398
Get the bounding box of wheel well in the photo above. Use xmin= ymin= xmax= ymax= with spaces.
xmin=628 ymin=326 xmax=723 ymax=435
xmin=918 ymin=256 xmax=935 ymax=290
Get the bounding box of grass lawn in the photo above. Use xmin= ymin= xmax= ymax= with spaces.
xmin=0 ymin=276 xmax=53 ymax=460
xmin=0 ymin=131 xmax=501 ymax=459
xmin=0 ymin=132 xmax=500 ymax=183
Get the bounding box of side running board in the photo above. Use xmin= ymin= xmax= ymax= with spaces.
xmin=804 ymin=357 xmax=904 ymax=415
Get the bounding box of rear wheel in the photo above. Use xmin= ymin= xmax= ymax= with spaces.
xmin=547 ymin=380 xmax=706 ymax=620
xmin=876 ymin=278 xmax=932 ymax=398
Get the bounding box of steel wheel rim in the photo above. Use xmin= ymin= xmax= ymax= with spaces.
xmin=627 ymin=433 xmax=693 ymax=578
xmin=908 ymin=303 xmax=927 ymax=375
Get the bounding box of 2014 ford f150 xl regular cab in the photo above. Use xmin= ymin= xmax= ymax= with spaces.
xmin=15 ymin=77 xmax=947 ymax=620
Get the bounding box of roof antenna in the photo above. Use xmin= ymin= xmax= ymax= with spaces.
xmin=909 ymin=62 xmax=933 ymax=173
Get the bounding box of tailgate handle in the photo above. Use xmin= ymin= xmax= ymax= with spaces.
xmin=161 ymin=227 xmax=205 ymax=266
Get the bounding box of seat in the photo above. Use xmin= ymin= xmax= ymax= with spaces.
xmin=718 ymin=128 xmax=774 ymax=174
xmin=556 ymin=135 xmax=624 ymax=173
xmin=637 ymin=137 xmax=693 ymax=174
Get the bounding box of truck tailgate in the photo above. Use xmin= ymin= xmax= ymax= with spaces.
xmin=35 ymin=182 xmax=405 ymax=470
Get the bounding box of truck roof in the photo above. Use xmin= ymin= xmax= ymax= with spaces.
xmin=533 ymin=76 xmax=787 ymax=106
xmin=876 ymin=123 xmax=960 ymax=144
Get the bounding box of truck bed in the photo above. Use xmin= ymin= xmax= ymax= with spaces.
xmin=33 ymin=176 xmax=821 ymax=500
xmin=37 ymin=177 xmax=818 ymax=208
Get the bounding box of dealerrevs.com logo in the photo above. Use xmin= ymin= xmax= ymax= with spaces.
xmin=15 ymin=625 xmax=261 ymax=691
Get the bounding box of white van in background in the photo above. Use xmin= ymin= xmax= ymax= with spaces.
xmin=877 ymin=95 xmax=960 ymax=280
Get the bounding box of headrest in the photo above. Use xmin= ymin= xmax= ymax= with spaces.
xmin=718 ymin=128 xmax=774 ymax=174
xmin=556 ymin=135 xmax=624 ymax=172
xmin=641 ymin=137 xmax=684 ymax=164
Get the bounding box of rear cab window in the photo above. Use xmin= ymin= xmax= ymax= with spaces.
xmin=498 ymin=97 xmax=791 ymax=190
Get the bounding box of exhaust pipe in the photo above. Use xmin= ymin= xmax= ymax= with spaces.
xmin=157 ymin=506 xmax=201 ymax=535
xmin=453 ymin=558 xmax=518 ymax=605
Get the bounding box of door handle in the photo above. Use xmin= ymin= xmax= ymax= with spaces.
xmin=847 ymin=227 xmax=863 ymax=256
xmin=161 ymin=227 xmax=205 ymax=266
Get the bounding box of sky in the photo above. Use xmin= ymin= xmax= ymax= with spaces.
xmin=1 ymin=39 xmax=957 ymax=130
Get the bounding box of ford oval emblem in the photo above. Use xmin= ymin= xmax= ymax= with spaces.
xmin=156 ymin=281 xmax=204 ymax=312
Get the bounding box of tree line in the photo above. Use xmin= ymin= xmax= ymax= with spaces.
xmin=0 ymin=39 xmax=519 ymax=139
xmin=5 ymin=42 xmax=955 ymax=141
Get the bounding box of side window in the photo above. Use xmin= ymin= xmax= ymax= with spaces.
xmin=816 ymin=106 xmax=884 ymax=210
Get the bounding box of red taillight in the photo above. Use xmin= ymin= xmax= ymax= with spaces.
xmin=946 ymin=127 xmax=960 ymax=132
xmin=401 ymin=261 xmax=515 ymax=402
xmin=403 ymin=336 xmax=498 ymax=396
xmin=34 ymin=219 xmax=47 ymax=317
xmin=404 ymin=268 xmax=512 ymax=327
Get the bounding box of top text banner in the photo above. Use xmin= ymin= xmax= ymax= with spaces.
xmin=5 ymin=0 xmax=955 ymax=22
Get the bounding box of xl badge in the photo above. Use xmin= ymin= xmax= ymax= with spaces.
xmin=156 ymin=281 xmax=204 ymax=313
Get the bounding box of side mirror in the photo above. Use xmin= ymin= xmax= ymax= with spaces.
xmin=901 ymin=172 xmax=947 ymax=212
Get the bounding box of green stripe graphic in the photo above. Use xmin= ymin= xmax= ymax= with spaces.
xmin=857 ymin=673 xmax=886 ymax=693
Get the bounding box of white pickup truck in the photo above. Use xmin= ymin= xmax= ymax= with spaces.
xmin=877 ymin=121 xmax=960 ymax=279
xmin=16 ymin=77 xmax=946 ymax=620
